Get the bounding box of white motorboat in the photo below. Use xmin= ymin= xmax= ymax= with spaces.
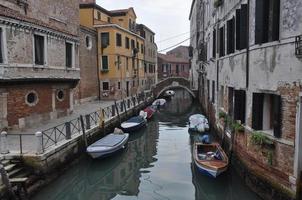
xmin=87 ymin=133 xmax=129 ymax=159
xmin=189 ymin=114 xmax=209 ymax=132
xmin=152 ymin=98 xmax=167 ymax=106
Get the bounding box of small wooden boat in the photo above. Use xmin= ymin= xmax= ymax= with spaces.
xmin=87 ymin=133 xmax=129 ymax=159
xmin=143 ymin=106 xmax=156 ymax=120
xmin=152 ymin=98 xmax=166 ymax=107
xmin=189 ymin=114 xmax=209 ymax=133
xmin=121 ymin=116 xmax=147 ymax=132
xmin=193 ymin=143 xmax=229 ymax=178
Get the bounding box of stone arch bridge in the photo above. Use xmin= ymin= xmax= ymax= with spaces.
xmin=152 ymin=77 xmax=196 ymax=98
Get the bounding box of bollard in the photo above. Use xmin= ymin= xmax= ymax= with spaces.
xmin=0 ymin=131 xmax=9 ymax=154
xmin=85 ymin=114 xmax=91 ymax=130
xmin=65 ymin=122 xmax=71 ymax=140
xmin=35 ymin=131 xmax=43 ymax=155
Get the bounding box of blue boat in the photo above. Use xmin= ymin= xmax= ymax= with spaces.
xmin=193 ymin=143 xmax=229 ymax=178
xmin=121 ymin=116 xmax=147 ymax=132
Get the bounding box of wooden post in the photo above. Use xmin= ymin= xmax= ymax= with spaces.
xmin=65 ymin=122 xmax=71 ymax=140
xmin=123 ymin=99 xmax=128 ymax=117
xmin=101 ymin=109 xmax=105 ymax=135
xmin=114 ymin=100 xmax=121 ymax=125
xmin=80 ymin=115 xmax=87 ymax=147
xmin=85 ymin=114 xmax=91 ymax=130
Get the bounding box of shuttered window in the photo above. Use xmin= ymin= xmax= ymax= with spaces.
xmin=34 ymin=35 xmax=45 ymax=65
xmin=101 ymin=56 xmax=108 ymax=70
xmin=228 ymin=87 xmax=234 ymax=118
xmin=212 ymin=81 xmax=215 ymax=103
xmin=101 ymin=32 xmax=110 ymax=47
xmin=235 ymin=9 xmax=241 ymax=50
xmin=255 ymin=0 xmax=280 ymax=44
xmin=227 ymin=18 xmax=235 ymax=54
xmin=213 ymin=29 xmax=216 ymax=58
xmin=116 ymin=33 xmax=122 ymax=47
xmin=272 ymin=95 xmax=282 ymax=138
xmin=252 ymin=93 xmax=264 ymax=130
xmin=0 ymin=28 xmax=3 ymax=63
xmin=219 ymin=26 xmax=225 ymax=57
xmin=125 ymin=37 xmax=130 ymax=49
xmin=234 ymin=90 xmax=246 ymax=124
xmin=66 ymin=42 xmax=72 ymax=68
xmin=240 ymin=4 xmax=248 ymax=50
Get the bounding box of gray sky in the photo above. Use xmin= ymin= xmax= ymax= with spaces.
xmin=96 ymin=0 xmax=191 ymax=53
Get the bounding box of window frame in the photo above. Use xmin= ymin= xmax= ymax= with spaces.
xmin=65 ymin=41 xmax=74 ymax=68
xmin=101 ymin=55 xmax=109 ymax=71
xmin=101 ymin=32 xmax=110 ymax=48
xmin=0 ymin=26 xmax=7 ymax=64
xmin=102 ymin=81 xmax=110 ymax=91
xmin=116 ymin=33 xmax=122 ymax=47
xmin=33 ymin=33 xmax=47 ymax=66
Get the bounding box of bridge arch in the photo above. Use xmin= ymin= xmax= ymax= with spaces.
xmin=152 ymin=77 xmax=196 ymax=98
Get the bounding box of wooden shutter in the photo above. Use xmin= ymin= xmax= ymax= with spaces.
xmin=234 ymin=90 xmax=246 ymax=124
xmin=240 ymin=4 xmax=248 ymax=50
xmin=228 ymin=87 xmax=234 ymax=118
xmin=212 ymin=81 xmax=215 ymax=103
xmin=227 ymin=18 xmax=235 ymax=54
xmin=236 ymin=9 xmax=241 ymax=50
xmin=0 ymin=28 xmax=2 ymax=63
xmin=213 ymin=29 xmax=216 ymax=58
xmin=255 ymin=0 xmax=269 ymax=44
xmin=271 ymin=0 xmax=280 ymax=41
xmin=66 ymin=43 xmax=72 ymax=68
xmin=102 ymin=56 xmax=108 ymax=70
xmin=219 ymin=26 xmax=225 ymax=57
xmin=252 ymin=93 xmax=264 ymax=130
xmin=273 ymin=95 xmax=282 ymax=138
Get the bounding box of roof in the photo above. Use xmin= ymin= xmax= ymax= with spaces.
xmin=158 ymin=53 xmax=189 ymax=63
xmin=136 ymin=23 xmax=155 ymax=35
xmin=80 ymin=3 xmax=136 ymax=18
xmin=189 ymin=0 xmax=196 ymax=20
xmin=0 ymin=5 xmax=77 ymax=37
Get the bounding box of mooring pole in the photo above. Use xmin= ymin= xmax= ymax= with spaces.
xmin=114 ymin=100 xmax=121 ymax=125
xmin=80 ymin=115 xmax=87 ymax=147
xmin=0 ymin=162 xmax=16 ymax=199
xmin=123 ymin=99 xmax=128 ymax=117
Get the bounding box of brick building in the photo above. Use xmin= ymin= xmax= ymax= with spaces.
xmin=190 ymin=0 xmax=302 ymax=199
xmin=0 ymin=0 xmax=80 ymax=129
xmin=157 ymin=53 xmax=190 ymax=80
xmin=166 ymin=45 xmax=190 ymax=60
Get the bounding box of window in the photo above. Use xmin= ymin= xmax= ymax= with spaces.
xmin=131 ymin=39 xmax=135 ymax=49
xmin=34 ymin=35 xmax=45 ymax=65
xmin=118 ymin=82 xmax=121 ymax=90
xmin=56 ymin=90 xmax=64 ymax=101
xmin=213 ymin=29 xmax=216 ymax=58
xmin=26 ymin=91 xmax=38 ymax=106
xmin=125 ymin=37 xmax=130 ymax=49
xmin=144 ymin=63 xmax=147 ymax=73
xmin=255 ymin=0 xmax=280 ymax=44
xmin=141 ymin=44 xmax=144 ymax=54
xmin=212 ymin=81 xmax=215 ymax=103
xmin=129 ymin=19 xmax=132 ymax=30
xmin=107 ymin=17 xmax=111 ymax=23
xmin=235 ymin=5 xmax=248 ymax=50
xmin=252 ymin=93 xmax=282 ymax=137
xmin=176 ymin=65 xmax=179 ymax=75
xmin=0 ymin=28 xmax=3 ymax=63
xmin=219 ymin=26 xmax=225 ymax=57
xmin=227 ymin=17 xmax=235 ymax=54
xmin=207 ymin=80 xmax=210 ymax=100
xmin=136 ymin=42 xmax=139 ymax=52
xmin=66 ymin=42 xmax=72 ymax=68
xmin=234 ymin=90 xmax=246 ymax=124
xmin=101 ymin=32 xmax=109 ymax=48
xmin=182 ymin=65 xmax=184 ymax=72
xmin=102 ymin=82 xmax=109 ymax=91
xmin=228 ymin=87 xmax=234 ymax=117
xmin=97 ymin=12 xmax=101 ymax=20
xmin=116 ymin=33 xmax=122 ymax=47
xmin=126 ymin=57 xmax=129 ymax=70
xmin=133 ymin=80 xmax=135 ymax=87
xmin=101 ymin=56 xmax=108 ymax=70
xmin=85 ymin=35 xmax=92 ymax=50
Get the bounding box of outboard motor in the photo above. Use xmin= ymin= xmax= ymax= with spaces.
xmin=201 ymin=134 xmax=211 ymax=144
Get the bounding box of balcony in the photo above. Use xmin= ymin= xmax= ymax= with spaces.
xmin=0 ymin=64 xmax=80 ymax=82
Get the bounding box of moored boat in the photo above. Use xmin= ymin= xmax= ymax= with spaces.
xmin=87 ymin=133 xmax=129 ymax=159
xmin=121 ymin=115 xmax=147 ymax=132
xmin=165 ymin=90 xmax=175 ymax=97
xmin=152 ymin=98 xmax=166 ymax=107
xmin=143 ymin=106 xmax=156 ymax=120
xmin=189 ymin=114 xmax=209 ymax=132
xmin=193 ymin=143 xmax=229 ymax=178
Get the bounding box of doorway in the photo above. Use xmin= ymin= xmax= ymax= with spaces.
xmin=126 ymin=81 xmax=129 ymax=97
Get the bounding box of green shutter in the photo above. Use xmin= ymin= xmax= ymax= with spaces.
xmin=102 ymin=56 xmax=108 ymax=70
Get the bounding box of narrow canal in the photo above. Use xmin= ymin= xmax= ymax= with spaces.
xmin=32 ymin=89 xmax=261 ymax=200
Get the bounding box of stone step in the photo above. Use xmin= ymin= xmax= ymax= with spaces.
xmin=4 ymin=164 xmax=16 ymax=172
xmin=1 ymin=160 xmax=10 ymax=166
xmin=9 ymin=177 xmax=28 ymax=183
xmin=8 ymin=168 xmax=23 ymax=178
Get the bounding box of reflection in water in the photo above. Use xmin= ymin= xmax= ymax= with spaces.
xmin=32 ymin=89 xmax=260 ymax=200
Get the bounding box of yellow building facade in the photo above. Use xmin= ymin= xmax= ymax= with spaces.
xmin=80 ymin=3 xmax=147 ymax=100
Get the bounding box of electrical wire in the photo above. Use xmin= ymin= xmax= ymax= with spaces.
xmin=157 ymin=37 xmax=191 ymax=52
xmin=157 ymin=31 xmax=190 ymax=43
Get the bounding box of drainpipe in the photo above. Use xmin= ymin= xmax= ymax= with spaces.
xmin=96 ymin=31 xmax=101 ymax=100
xmin=246 ymin=0 xmax=250 ymax=89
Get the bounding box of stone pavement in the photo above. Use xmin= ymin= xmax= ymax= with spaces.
xmin=3 ymin=100 xmax=114 ymax=154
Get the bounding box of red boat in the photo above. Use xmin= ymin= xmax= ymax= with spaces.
xmin=143 ymin=106 xmax=156 ymax=120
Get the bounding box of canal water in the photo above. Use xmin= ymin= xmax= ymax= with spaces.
xmin=32 ymin=89 xmax=261 ymax=200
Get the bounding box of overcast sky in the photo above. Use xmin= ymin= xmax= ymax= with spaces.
xmin=96 ymin=0 xmax=191 ymax=53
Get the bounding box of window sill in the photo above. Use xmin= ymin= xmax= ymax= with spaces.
xmin=101 ymin=69 xmax=109 ymax=73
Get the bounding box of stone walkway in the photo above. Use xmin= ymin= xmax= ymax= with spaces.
xmin=3 ymin=100 xmax=114 ymax=154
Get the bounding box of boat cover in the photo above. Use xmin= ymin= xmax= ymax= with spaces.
xmin=90 ymin=134 xmax=127 ymax=147
xmin=189 ymin=114 xmax=209 ymax=132
xmin=152 ymin=99 xmax=166 ymax=106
